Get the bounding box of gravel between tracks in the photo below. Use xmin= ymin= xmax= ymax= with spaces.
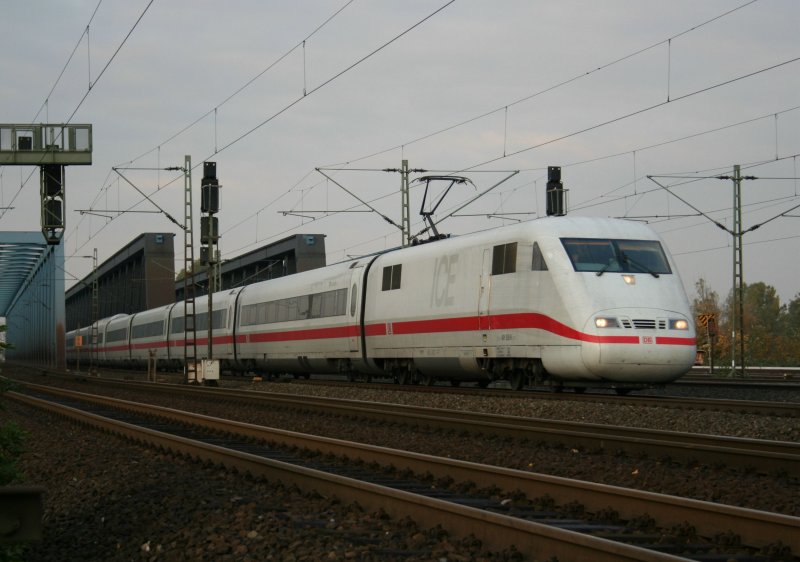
xmin=5 ymin=398 xmax=521 ymax=562
xmin=3 ymin=372 xmax=799 ymax=561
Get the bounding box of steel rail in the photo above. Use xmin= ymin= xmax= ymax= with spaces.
xmin=349 ymin=380 xmax=800 ymax=417
xmin=41 ymin=375 xmax=798 ymax=474
xmin=10 ymin=364 xmax=800 ymax=416
xmin=215 ymin=373 xmax=800 ymax=416
xmin=9 ymin=389 xmax=691 ymax=562
xmin=255 ymin=375 xmax=800 ymax=416
xmin=9 ymin=386 xmax=799 ymax=558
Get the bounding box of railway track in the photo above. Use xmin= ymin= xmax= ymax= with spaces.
xmin=20 ymin=361 xmax=800 ymax=416
xmin=283 ymin=376 xmax=800 ymax=415
xmin=10 ymin=373 xmax=796 ymax=476
xmin=8 ymin=383 xmax=798 ymax=561
xmin=11 ymin=360 xmax=800 ymax=412
xmin=687 ymin=366 xmax=800 ymax=383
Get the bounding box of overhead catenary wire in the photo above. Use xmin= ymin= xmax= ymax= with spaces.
xmin=29 ymin=0 xmax=104 ymax=124
xmin=458 ymin=56 xmax=800 ymax=174
xmin=81 ymin=0 xmax=768 ymax=247
xmin=316 ymin=59 xmax=800 ymax=240
xmin=71 ymin=0 xmax=775 ymax=253
xmin=321 ymin=0 xmax=761 ymax=169
xmin=211 ymin=0 xmax=456 ymax=159
xmin=272 ymin=4 xmax=797 ymax=256
xmin=0 ymin=0 xmax=154 ymax=224
xmin=67 ymin=1 xmax=456 ymax=259
xmin=66 ymin=0 xmax=359 ymax=253
xmin=38 ymin=1 xmax=794 ymax=290
xmin=120 ymin=0 xmax=356 ymax=167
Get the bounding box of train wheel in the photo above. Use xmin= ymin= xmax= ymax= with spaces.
xmin=450 ymin=380 xmax=461 ymax=387
xmin=509 ymin=370 xmax=526 ymax=391
xmin=573 ymin=387 xmax=586 ymax=394
xmin=477 ymin=380 xmax=490 ymax=389
xmin=615 ymin=388 xmax=631 ymax=396
xmin=398 ymin=370 xmax=413 ymax=385
xmin=421 ymin=373 xmax=436 ymax=386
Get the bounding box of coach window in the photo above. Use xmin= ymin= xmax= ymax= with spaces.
xmin=133 ymin=320 xmax=164 ymax=339
xmin=276 ymin=300 xmax=289 ymax=323
xmin=382 ymin=264 xmax=402 ymax=291
xmin=286 ymin=298 xmax=299 ymax=322
xmin=492 ymin=242 xmax=517 ymax=275
xmin=107 ymin=328 xmax=127 ymax=342
xmin=298 ymin=295 xmax=310 ymax=319
xmin=532 ymin=242 xmax=548 ymax=271
xmin=213 ymin=309 xmax=227 ymax=330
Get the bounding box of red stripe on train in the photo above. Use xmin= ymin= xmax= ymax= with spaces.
xmin=364 ymin=313 xmax=642 ymax=345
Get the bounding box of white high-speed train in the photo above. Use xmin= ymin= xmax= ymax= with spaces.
xmin=66 ymin=216 xmax=697 ymax=392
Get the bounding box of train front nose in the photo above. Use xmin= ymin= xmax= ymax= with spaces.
xmin=581 ymin=309 xmax=697 ymax=382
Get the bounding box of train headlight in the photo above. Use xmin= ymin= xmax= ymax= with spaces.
xmin=670 ymin=319 xmax=689 ymax=330
xmin=595 ymin=317 xmax=619 ymax=328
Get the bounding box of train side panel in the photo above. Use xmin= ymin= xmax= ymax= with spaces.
xmin=68 ymin=216 xmax=695 ymax=389
xmin=235 ymin=260 xmax=366 ymax=376
xmin=167 ymin=288 xmax=240 ymax=371
xmin=103 ymin=314 xmax=134 ymax=367
xmin=364 ymin=237 xmax=488 ymax=380
xmin=128 ymin=304 xmax=175 ymax=368
xmin=363 ymin=217 xmax=695 ymax=385
xmin=363 ymin=225 xmax=573 ymax=382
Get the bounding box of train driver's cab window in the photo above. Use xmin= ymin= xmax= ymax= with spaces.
xmin=531 ymin=242 xmax=548 ymax=271
xmin=492 ymin=242 xmax=517 ymax=275
xmin=561 ymin=238 xmax=672 ymax=275
xmin=382 ymin=264 xmax=402 ymax=291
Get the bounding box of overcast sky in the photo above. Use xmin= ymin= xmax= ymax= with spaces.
xmin=1 ymin=0 xmax=798 ymax=305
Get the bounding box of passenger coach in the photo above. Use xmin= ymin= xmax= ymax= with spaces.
xmin=66 ymin=216 xmax=696 ymax=391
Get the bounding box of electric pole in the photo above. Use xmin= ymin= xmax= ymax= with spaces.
xmin=731 ymin=165 xmax=745 ymax=377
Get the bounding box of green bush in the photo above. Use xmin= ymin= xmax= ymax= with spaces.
xmin=0 ymin=421 xmax=26 ymax=486
xmin=0 ymin=379 xmax=29 ymax=561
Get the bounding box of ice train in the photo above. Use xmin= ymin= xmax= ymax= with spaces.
xmin=66 ymin=216 xmax=697 ymax=392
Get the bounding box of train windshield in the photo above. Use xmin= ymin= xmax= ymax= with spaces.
xmin=561 ymin=238 xmax=672 ymax=275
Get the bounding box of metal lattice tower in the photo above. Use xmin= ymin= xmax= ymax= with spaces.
xmin=183 ymin=155 xmax=198 ymax=382
xmin=90 ymin=248 xmax=99 ymax=373
xmin=731 ymin=164 xmax=745 ymax=376
xmin=401 ymin=159 xmax=411 ymax=247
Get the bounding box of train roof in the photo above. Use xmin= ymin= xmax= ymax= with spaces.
xmin=377 ymin=216 xmax=665 ymax=261
xmin=469 ymin=216 xmax=662 ymax=240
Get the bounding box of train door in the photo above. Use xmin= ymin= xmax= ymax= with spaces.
xmin=348 ymin=265 xmax=364 ymax=352
xmin=478 ymin=248 xmax=492 ymax=330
